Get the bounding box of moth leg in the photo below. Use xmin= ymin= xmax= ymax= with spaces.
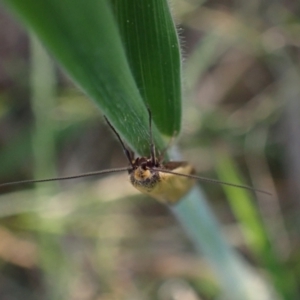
xmin=147 ymin=107 xmax=157 ymax=165
xmin=104 ymin=116 xmax=134 ymax=167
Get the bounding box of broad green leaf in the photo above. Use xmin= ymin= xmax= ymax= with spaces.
xmin=2 ymin=0 xmax=166 ymax=155
xmin=110 ymin=0 xmax=182 ymax=136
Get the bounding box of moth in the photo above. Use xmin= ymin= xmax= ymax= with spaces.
xmin=0 ymin=109 xmax=270 ymax=204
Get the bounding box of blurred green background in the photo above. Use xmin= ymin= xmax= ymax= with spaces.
xmin=0 ymin=1 xmax=299 ymax=299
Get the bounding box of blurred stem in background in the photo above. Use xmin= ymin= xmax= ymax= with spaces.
xmin=215 ymin=148 xmax=297 ymax=299
xmin=30 ymin=35 xmax=57 ymax=182
xmin=30 ymin=35 xmax=70 ymax=299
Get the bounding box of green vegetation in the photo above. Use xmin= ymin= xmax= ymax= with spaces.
xmin=0 ymin=0 xmax=298 ymax=299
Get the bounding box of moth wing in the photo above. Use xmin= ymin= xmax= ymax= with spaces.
xmin=151 ymin=162 xmax=196 ymax=204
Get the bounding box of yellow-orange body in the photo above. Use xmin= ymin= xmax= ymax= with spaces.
xmin=130 ymin=161 xmax=196 ymax=204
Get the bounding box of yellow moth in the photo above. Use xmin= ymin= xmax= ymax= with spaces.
xmin=0 ymin=109 xmax=270 ymax=204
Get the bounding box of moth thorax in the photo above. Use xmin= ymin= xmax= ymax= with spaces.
xmin=133 ymin=167 xmax=153 ymax=181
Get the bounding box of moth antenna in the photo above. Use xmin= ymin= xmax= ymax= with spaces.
xmin=147 ymin=107 xmax=157 ymax=165
xmin=0 ymin=167 xmax=130 ymax=188
xmin=104 ymin=116 xmax=134 ymax=167
xmin=152 ymin=167 xmax=271 ymax=196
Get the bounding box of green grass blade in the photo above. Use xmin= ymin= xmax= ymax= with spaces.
xmin=171 ymin=187 xmax=277 ymax=300
xmin=215 ymin=151 xmax=297 ymax=299
xmin=2 ymin=0 xmax=165 ymax=155
xmin=110 ymin=0 xmax=182 ymax=136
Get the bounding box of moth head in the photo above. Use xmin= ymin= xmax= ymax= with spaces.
xmin=129 ymin=157 xmax=157 ymax=180
xmin=132 ymin=167 xmax=152 ymax=181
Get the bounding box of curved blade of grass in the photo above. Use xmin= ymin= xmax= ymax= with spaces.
xmin=215 ymin=151 xmax=297 ymax=299
xmin=167 ymin=147 xmax=277 ymax=300
xmin=171 ymin=186 xmax=278 ymax=300
xmin=110 ymin=0 xmax=182 ymax=136
xmin=2 ymin=0 xmax=165 ymax=155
